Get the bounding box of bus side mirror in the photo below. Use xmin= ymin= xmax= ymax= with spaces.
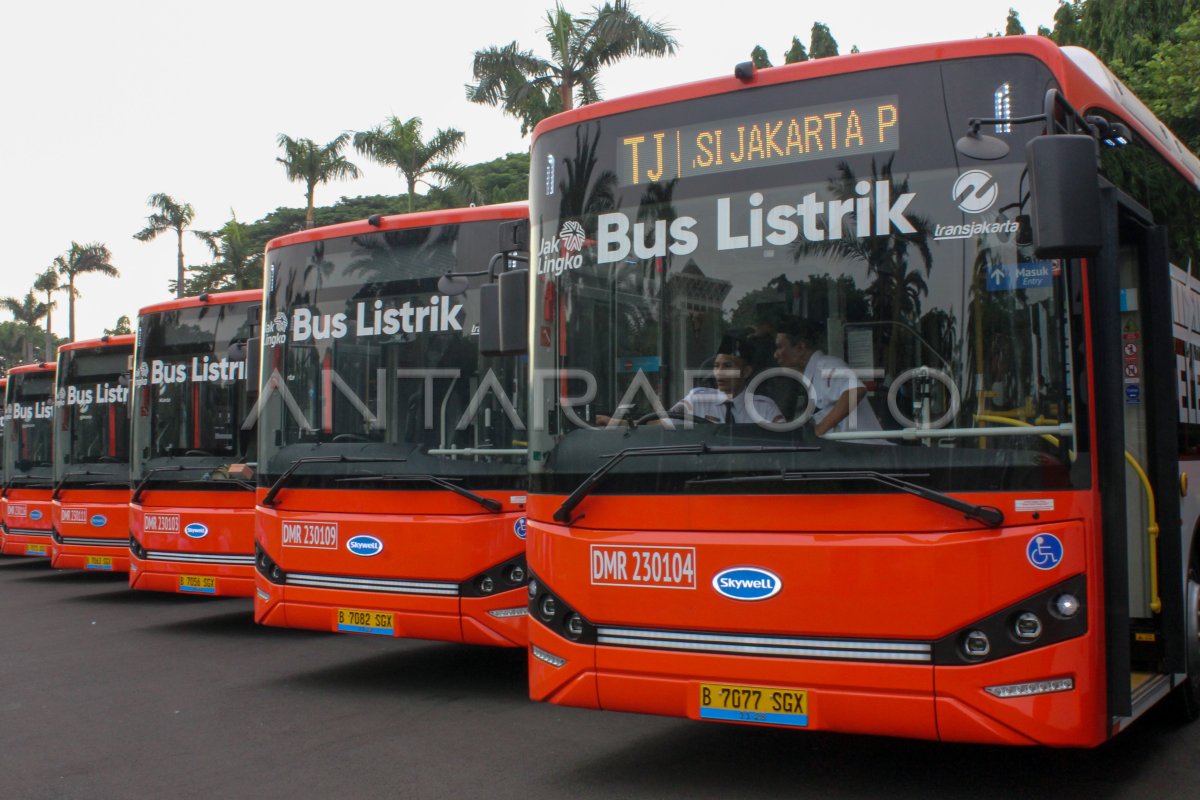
xmin=1026 ymin=135 xmax=1102 ymax=258
xmin=498 ymin=268 xmax=528 ymax=355
xmin=479 ymin=269 xmax=529 ymax=356
xmin=246 ymin=337 xmax=260 ymax=395
xmin=499 ymin=219 xmax=529 ymax=253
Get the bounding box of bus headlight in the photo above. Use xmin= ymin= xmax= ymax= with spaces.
xmin=1054 ymin=594 xmax=1080 ymax=618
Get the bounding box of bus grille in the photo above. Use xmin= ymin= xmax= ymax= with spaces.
xmin=596 ymin=626 xmax=932 ymax=663
xmin=144 ymin=550 xmax=255 ymax=566
xmin=285 ymin=572 xmax=459 ymax=597
xmin=6 ymin=528 xmax=51 ymax=537
xmin=58 ymin=536 xmax=127 ymax=547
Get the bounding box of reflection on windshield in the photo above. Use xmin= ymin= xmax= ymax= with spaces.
xmin=54 ymin=348 xmax=132 ymax=485
xmin=132 ymin=300 xmax=258 ymax=483
xmin=526 ymin=56 xmax=1089 ymax=495
xmin=260 ymin=219 xmax=527 ymax=487
xmin=4 ymin=372 xmax=55 ymax=484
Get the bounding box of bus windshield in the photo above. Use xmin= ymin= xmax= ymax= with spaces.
xmin=132 ymin=300 xmax=258 ymax=484
xmin=4 ymin=371 xmax=55 ymax=486
xmin=54 ymin=346 xmax=132 ymax=487
xmin=528 ymin=55 xmax=1090 ymax=496
xmin=259 ymin=219 xmax=526 ymax=489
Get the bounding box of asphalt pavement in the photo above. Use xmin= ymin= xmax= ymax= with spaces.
xmin=2 ymin=556 xmax=1199 ymax=800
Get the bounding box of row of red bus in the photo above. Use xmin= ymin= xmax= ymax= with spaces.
xmin=4 ymin=36 xmax=1200 ymax=748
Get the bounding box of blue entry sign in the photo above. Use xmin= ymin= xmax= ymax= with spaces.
xmin=1125 ymin=385 xmax=1141 ymax=404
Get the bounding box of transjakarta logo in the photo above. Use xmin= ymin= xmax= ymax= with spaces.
xmin=90 ymin=515 xmax=107 ymax=528
xmin=263 ymin=311 xmax=289 ymax=347
xmin=184 ymin=522 xmax=209 ymax=539
xmin=537 ymin=220 xmax=588 ymax=276
xmin=346 ymin=534 xmax=384 ymax=557
xmin=287 ymin=296 xmax=464 ymax=342
xmin=595 ymin=182 xmax=916 ymax=265
xmin=712 ymin=567 xmax=782 ymax=601
xmin=951 ymin=169 xmax=999 ymax=214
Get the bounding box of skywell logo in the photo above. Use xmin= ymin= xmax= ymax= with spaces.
xmin=712 ymin=567 xmax=782 ymax=601
xmin=346 ymin=534 xmax=384 ymax=557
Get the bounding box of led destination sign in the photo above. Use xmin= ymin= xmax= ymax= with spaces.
xmin=620 ymin=95 xmax=899 ymax=186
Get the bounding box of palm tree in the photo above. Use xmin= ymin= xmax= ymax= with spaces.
xmin=133 ymin=193 xmax=202 ymax=298
xmin=56 ymin=241 xmax=119 ymax=342
xmin=185 ymin=211 xmax=262 ymax=293
xmin=1 ymin=292 xmax=49 ymax=362
xmin=467 ymin=1 xmax=678 ymax=135
xmin=276 ymin=134 xmax=361 ymax=229
xmin=353 ymin=117 xmax=471 ymax=212
xmin=32 ymin=268 xmax=59 ymax=359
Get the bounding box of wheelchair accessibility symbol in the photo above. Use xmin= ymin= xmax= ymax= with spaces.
xmin=1026 ymin=533 xmax=1064 ymax=570
xmin=514 ymin=516 xmax=527 ymax=540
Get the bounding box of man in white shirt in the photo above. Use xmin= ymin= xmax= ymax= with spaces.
xmin=598 ymin=333 xmax=784 ymax=426
xmin=773 ymin=320 xmax=885 ymax=440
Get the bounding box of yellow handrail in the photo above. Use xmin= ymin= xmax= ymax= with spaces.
xmin=975 ymin=414 xmax=1161 ymax=613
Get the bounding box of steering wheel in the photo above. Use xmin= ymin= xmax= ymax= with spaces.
xmin=332 ymin=433 xmax=368 ymax=443
xmin=184 ymin=449 xmax=213 ymax=456
xmin=634 ymin=410 xmax=716 ymax=426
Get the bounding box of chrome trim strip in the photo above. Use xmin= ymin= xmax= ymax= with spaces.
xmin=286 ymin=572 xmax=459 ymax=597
xmin=596 ymin=625 xmax=932 ymax=663
xmin=6 ymin=528 xmax=52 ymax=537
xmin=58 ymin=536 xmax=127 ymax=547
xmin=144 ymin=550 xmax=255 ymax=566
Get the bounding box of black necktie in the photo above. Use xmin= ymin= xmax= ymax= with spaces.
xmin=722 ymin=399 xmax=735 ymax=425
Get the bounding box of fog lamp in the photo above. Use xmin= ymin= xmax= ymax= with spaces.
xmin=1014 ymin=612 xmax=1042 ymax=640
xmin=963 ymin=630 xmax=991 ymax=658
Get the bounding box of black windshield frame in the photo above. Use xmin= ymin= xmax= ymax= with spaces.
xmin=53 ymin=344 xmax=133 ymax=488
xmin=131 ymin=300 xmax=259 ymax=487
xmin=258 ymin=219 xmax=528 ymax=490
xmin=4 ymin=370 xmax=56 ymax=486
xmin=526 ymin=54 xmax=1092 ymax=497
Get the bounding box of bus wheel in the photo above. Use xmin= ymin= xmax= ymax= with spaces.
xmin=1175 ymin=562 xmax=1200 ymax=722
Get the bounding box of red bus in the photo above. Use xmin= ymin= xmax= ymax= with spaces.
xmin=517 ymin=36 xmax=1200 ymax=746
xmin=2 ymin=362 xmax=57 ymax=558
xmin=129 ymin=290 xmax=260 ymax=596
xmin=50 ymin=335 xmax=136 ymax=572
xmin=0 ymin=377 xmax=6 ymax=532
xmin=254 ymin=204 xmax=530 ymax=646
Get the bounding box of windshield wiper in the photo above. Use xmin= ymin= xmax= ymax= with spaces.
xmin=554 ymin=443 xmax=821 ymax=524
xmin=261 ymin=456 xmax=408 ymax=507
xmin=335 ymin=474 xmax=502 ymax=513
xmin=53 ymin=470 xmax=99 ymax=500
xmin=131 ymin=465 xmax=187 ymax=504
xmin=686 ymin=470 xmax=1004 ymax=527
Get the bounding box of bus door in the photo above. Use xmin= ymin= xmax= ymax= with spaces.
xmin=1098 ymin=186 xmax=1186 ymax=723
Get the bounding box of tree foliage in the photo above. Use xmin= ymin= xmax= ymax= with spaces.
xmin=751 ymin=24 xmax=839 ymax=68
xmin=276 ymin=133 xmax=361 ymax=229
xmin=466 ymin=1 xmax=678 ymax=135
xmin=56 ymin=242 xmax=118 ymax=342
xmin=133 ymin=193 xmax=202 ymax=298
xmin=354 ymin=117 xmax=471 ymax=212
xmin=809 ymin=22 xmax=839 ymax=58
xmin=1005 ymin=8 xmax=1026 ymax=35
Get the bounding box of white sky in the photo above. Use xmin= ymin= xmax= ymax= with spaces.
xmin=1 ymin=0 xmax=1065 ymax=343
